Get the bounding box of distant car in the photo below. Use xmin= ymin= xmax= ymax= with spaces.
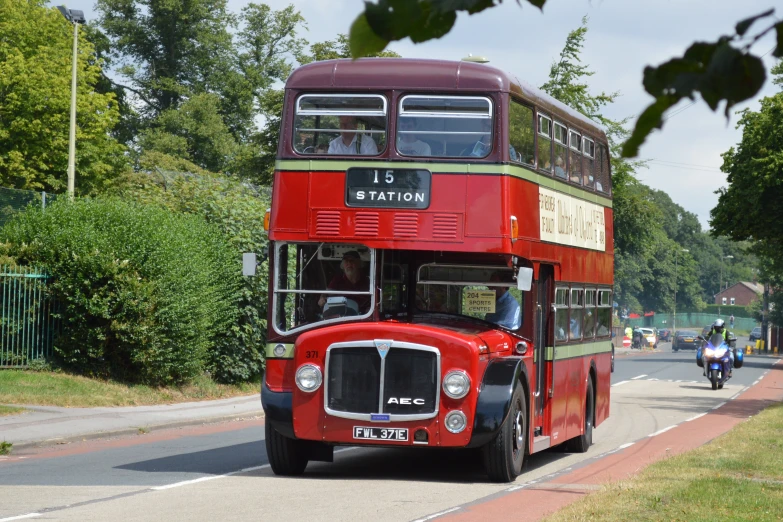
xmin=672 ymin=329 xmax=700 ymax=351
xmin=659 ymin=328 xmax=671 ymax=342
xmin=749 ymin=326 xmax=762 ymax=342
xmin=638 ymin=327 xmax=657 ymax=348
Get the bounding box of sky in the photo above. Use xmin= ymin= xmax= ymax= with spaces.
xmin=79 ymin=0 xmax=781 ymax=230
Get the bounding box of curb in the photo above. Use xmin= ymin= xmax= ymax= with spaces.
xmin=8 ymin=411 xmax=265 ymax=452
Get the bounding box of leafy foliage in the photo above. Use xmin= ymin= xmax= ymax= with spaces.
xmin=350 ymin=0 xmax=546 ymax=58
xmin=111 ymin=171 xmax=270 ymax=383
xmin=0 ymin=198 xmax=242 ymax=385
xmin=0 ymin=0 xmax=127 ymax=193
xmin=349 ymin=2 xmax=782 ymax=159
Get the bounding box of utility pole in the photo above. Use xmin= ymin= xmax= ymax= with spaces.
xmin=57 ymin=6 xmax=86 ymax=199
xmin=673 ymin=248 xmax=689 ymax=332
xmin=718 ymin=255 xmax=734 ymax=317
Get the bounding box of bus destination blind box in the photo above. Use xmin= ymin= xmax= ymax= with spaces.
xmin=345 ymin=168 xmax=431 ymax=209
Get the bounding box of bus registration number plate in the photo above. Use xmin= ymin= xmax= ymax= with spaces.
xmin=353 ymin=426 xmax=408 ymax=441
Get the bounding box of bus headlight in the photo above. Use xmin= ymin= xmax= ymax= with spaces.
xmin=443 ymin=371 xmax=471 ymax=399
xmin=445 ymin=410 xmax=468 ymax=433
xmin=295 ymin=364 xmax=322 ymax=392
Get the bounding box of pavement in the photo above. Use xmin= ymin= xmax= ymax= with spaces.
xmin=0 ymin=394 xmax=264 ymax=451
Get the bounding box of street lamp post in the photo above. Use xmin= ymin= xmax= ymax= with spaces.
xmin=674 ymin=248 xmax=689 ymax=332
xmin=56 ymin=6 xmax=86 ymax=200
xmin=718 ymin=255 xmax=735 ymax=317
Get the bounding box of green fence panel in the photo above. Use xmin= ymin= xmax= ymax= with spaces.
xmin=622 ymin=312 xmax=758 ymax=333
xmin=0 ymin=265 xmax=58 ymax=368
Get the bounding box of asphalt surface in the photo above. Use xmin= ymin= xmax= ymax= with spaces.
xmin=0 ymin=342 xmax=779 ymax=521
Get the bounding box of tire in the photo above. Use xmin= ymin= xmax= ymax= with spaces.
xmin=566 ymin=377 xmax=594 ymax=453
xmin=483 ymin=384 xmax=527 ymax=482
xmin=710 ymin=369 xmax=719 ymax=391
xmin=265 ymin=420 xmax=309 ymax=476
xmin=718 ymin=383 xmax=724 ymax=390
xmin=673 ymin=347 xmax=679 ymax=352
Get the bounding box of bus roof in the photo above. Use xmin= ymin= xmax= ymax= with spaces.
xmin=286 ymin=58 xmax=605 ymax=137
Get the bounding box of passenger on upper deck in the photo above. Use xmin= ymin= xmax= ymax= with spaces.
xmin=396 ymin=118 xmax=431 ymax=156
xmin=461 ymin=117 xmax=519 ymax=160
xmin=328 ymin=116 xmax=378 ymax=155
xmin=484 ymin=272 xmax=521 ymax=330
xmin=554 ymin=156 xmax=566 ymax=179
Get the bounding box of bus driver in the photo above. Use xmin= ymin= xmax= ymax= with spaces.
xmin=318 ymin=251 xmax=371 ymax=313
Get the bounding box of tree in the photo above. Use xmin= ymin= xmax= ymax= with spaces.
xmin=0 ymin=0 xmax=126 ymax=193
xmin=95 ymin=1 xmax=310 ymax=180
xmin=348 ymin=1 xmax=782 ymax=158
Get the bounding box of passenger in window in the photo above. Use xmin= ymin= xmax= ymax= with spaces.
xmin=484 ymin=272 xmax=521 ymax=329
xmin=570 ymin=315 xmax=581 ymax=338
xmin=397 ymin=118 xmax=431 ymax=156
xmin=318 ymin=251 xmax=370 ymax=313
xmin=462 ymin=118 xmax=493 ymax=157
xmin=328 ymin=116 xmax=378 ymax=155
xmin=554 ymin=156 xmax=566 ymax=179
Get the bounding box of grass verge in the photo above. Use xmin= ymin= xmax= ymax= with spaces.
xmin=0 ymin=370 xmax=260 ymax=408
xmin=0 ymin=441 xmax=12 ymax=455
xmin=544 ymin=402 xmax=783 ymax=522
xmin=0 ymin=405 xmax=25 ymax=416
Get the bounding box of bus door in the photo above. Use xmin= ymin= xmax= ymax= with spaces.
xmin=534 ymin=265 xmax=554 ymax=432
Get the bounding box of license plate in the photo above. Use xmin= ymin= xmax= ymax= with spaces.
xmin=684 ymin=338 xmax=693 ymax=342
xmin=353 ymin=426 xmax=408 ymax=441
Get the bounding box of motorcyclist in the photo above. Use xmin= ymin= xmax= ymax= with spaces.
xmin=702 ymin=319 xmax=735 ymax=376
xmin=632 ymin=327 xmax=643 ymax=349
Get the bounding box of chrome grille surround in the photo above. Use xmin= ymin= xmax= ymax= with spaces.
xmin=324 ymin=340 xmax=441 ymax=422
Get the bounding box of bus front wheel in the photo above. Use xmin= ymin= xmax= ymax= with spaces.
xmin=482 ymin=384 xmax=526 ymax=482
xmin=265 ymin=420 xmax=309 ymax=476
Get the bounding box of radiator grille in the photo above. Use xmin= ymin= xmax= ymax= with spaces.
xmin=394 ymin=214 xmax=418 ymax=237
xmin=433 ymin=214 xmax=458 ymax=239
xmin=315 ymin=211 xmax=340 ymax=236
xmin=326 ymin=343 xmax=439 ymax=419
xmin=355 ymin=212 xmax=379 ymax=236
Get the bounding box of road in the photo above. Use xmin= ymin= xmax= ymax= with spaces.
xmin=0 ymin=344 xmax=777 ymax=522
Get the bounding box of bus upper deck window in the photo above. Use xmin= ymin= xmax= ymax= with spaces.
xmin=294 ymin=94 xmax=387 ymax=156
xmin=397 ymin=96 xmax=493 ymax=158
xmin=569 ymin=130 xmax=582 ymax=185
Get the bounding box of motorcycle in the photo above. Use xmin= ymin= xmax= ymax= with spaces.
xmin=696 ymin=333 xmax=743 ymax=390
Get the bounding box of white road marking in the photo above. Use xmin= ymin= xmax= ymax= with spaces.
xmin=730 ymin=393 xmax=741 ymax=400
xmin=631 ymin=374 xmax=647 ymax=380
xmin=0 ymin=514 xmax=42 ymax=522
xmin=152 ymin=447 xmax=360 ymax=491
xmin=753 ymin=379 xmax=760 ymax=386
xmin=712 ymin=402 xmax=726 ymax=410
xmin=411 ymin=507 xmax=461 ymax=521
xmin=685 ymin=413 xmax=707 ymax=422
xmin=611 ymin=380 xmax=630 ymax=387
xmin=618 ymin=442 xmax=635 ymax=449
xmin=506 ymin=479 xmax=539 ymax=492
xmin=649 ymin=425 xmax=677 ymax=437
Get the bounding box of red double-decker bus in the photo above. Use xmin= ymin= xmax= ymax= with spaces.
xmin=262 ymin=58 xmax=614 ymax=482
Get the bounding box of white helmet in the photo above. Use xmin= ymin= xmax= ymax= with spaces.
xmin=713 ymin=319 xmax=725 ymax=333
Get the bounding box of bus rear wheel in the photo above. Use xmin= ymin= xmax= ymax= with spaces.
xmin=482 ymin=384 xmax=526 ymax=482
xmin=566 ymin=377 xmax=594 ymax=453
xmin=265 ymin=420 xmax=309 ymax=476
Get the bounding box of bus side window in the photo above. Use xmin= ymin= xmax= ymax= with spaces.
xmin=537 ymin=114 xmax=553 ymax=174
xmin=596 ymin=144 xmax=610 ymax=194
xmin=509 ymin=100 xmax=535 ymax=166
xmin=569 ymin=130 xmax=582 ymax=185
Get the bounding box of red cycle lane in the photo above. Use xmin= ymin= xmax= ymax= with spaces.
xmin=444 ymin=360 xmax=783 ymax=522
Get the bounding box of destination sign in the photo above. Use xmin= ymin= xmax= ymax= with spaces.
xmin=346 ymin=168 xmax=431 ymax=209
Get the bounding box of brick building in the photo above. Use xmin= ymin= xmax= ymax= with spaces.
xmin=714 ymin=281 xmax=762 ymax=306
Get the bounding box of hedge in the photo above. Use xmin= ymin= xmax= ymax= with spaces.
xmin=0 ymin=197 xmax=242 ymax=385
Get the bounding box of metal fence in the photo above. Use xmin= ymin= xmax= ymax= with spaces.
xmin=0 ymin=187 xmax=54 ymax=228
xmin=0 ymin=265 xmax=58 ymax=368
xmin=625 ymin=312 xmax=758 ymax=332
